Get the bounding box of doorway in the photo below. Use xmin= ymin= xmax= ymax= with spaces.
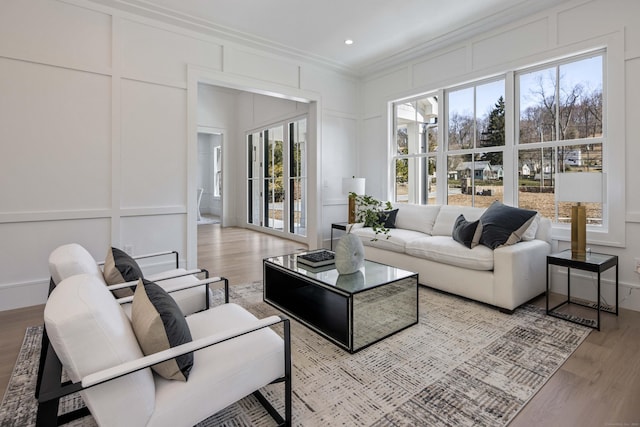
xmin=197 ymin=129 xmax=223 ymax=225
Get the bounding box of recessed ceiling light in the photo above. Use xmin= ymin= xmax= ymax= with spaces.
xmin=344 ymin=39 xmax=354 ymax=45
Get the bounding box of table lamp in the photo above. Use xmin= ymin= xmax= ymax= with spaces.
xmin=556 ymin=172 xmax=602 ymax=259
xmin=342 ymin=177 xmax=365 ymax=223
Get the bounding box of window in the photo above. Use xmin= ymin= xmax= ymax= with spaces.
xmin=517 ymin=54 xmax=603 ymax=225
xmin=446 ymin=79 xmax=505 ymax=207
xmin=247 ymin=117 xmax=307 ymax=236
xmin=392 ymin=95 xmax=439 ymax=204
xmin=390 ymin=51 xmax=605 ymax=230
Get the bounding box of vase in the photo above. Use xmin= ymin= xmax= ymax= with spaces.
xmin=334 ymin=233 xmax=365 ymax=274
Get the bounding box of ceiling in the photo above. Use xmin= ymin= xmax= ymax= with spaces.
xmin=88 ymin=0 xmax=571 ymax=74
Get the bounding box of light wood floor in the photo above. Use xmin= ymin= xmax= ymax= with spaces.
xmin=1 ymin=225 xmax=638 ymax=425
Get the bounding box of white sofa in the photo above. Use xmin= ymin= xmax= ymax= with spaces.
xmin=351 ymin=203 xmax=552 ymax=312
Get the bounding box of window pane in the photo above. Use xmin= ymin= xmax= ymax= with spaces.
xmin=448 ymin=87 xmax=474 ymax=150
xmin=447 ymin=154 xmax=473 ymax=206
xmin=448 ymin=153 xmax=503 ymax=207
xmin=396 ymin=96 xmax=438 ymax=155
xmin=475 ymin=151 xmax=503 ymax=207
xmin=559 ymin=55 xmax=603 ymax=140
xmin=477 ymin=80 xmax=505 ymax=147
xmin=395 ymin=158 xmax=408 ymax=203
xmin=395 ymin=156 xmax=437 ymax=205
xmin=519 ymin=67 xmax=556 ymax=143
xmin=518 ymin=147 xmax=556 ymax=218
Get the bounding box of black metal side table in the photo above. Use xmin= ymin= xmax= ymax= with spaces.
xmin=330 ymin=222 xmax=349 ymax=250
xmin=546 ymin=249 xmax=618 ymax=331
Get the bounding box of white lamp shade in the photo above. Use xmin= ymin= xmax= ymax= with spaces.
xmin=556 ymin=172 xmax=602 ymax=203
xmin=342 ymin=177 xmax=365 ymax=195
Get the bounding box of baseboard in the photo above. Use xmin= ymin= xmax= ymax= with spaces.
xmin=0 ymin=279 xmax=49 ymax=311
xmin=0 ymin=259 xmax=181 ymax=312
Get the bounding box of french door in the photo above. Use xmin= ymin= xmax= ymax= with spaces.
xmin=248 ymin=117 xmax=307 ymax=237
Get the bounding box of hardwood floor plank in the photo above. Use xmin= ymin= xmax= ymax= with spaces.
xmin=1 ymin=225 xmax=638 ymax=425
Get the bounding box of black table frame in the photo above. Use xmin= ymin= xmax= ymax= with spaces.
xmin=546 ymin=250 xmax=618 ymax=331
xmin=263 ymin=258 xmax=418 ymax=353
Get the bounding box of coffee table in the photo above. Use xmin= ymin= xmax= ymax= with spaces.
xmin=263 ymin=252 xmax=418 ymax=353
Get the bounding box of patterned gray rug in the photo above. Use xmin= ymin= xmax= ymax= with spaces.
xmin=0 ymin=282 xmax=590 ymax=426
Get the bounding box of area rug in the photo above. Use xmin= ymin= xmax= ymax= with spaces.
xmin=0 ymin=282 xmax=590 ymax=426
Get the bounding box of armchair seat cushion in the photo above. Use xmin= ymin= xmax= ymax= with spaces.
xmin=149 ymin=304 xmax=285 ymax=427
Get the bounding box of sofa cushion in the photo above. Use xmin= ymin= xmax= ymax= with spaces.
xmin=452 ymin=215 xmax=482 ymax=249
xmin=104 ymin=247 xmax=144 ymax=297
xmin=44 ymin=274 xmax=155 ymax=426
xmin=132 ymin=279 xmax=194 ymax=381
xmin=405 ymin=236 xmax=494 ymax=271
xmin=391 ymin=203 xmax=441 ymax=235
xmin=432 ymin=205 xmax=485 ymax=236
xmin=48 ymin=243 xmax=106 ymax=285
xmin=478 ymin=202 xmax=537 ymax=249
xmin=352 ymin=228 xmax=426 ymax=253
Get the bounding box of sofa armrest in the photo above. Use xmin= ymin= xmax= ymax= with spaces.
xmin=493 ymin=239 xmax=551 ymax=311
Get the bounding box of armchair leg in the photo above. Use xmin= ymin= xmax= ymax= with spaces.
xmin=283 ymin=318 xmax=292 ymax=426
xmin=252 ymin=317 xmax=292 ymax=426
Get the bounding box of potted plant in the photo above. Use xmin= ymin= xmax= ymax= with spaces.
xmin=350 ymin=193 xmax=394 ymax=241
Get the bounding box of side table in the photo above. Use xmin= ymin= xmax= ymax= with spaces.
xmin=330 ymin=222 xmax=349 ymax=250
xmin=546 ymin=249 xmax=618 ymax=330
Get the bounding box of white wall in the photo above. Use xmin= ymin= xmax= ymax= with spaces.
xmin=358 ymin=0 xmax=640 ymax=311
xmin=0 ymin=0 xmax=357 ymax=310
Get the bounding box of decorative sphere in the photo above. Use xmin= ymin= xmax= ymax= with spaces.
xmin=334 ymin=234 xmax=365 ymax=274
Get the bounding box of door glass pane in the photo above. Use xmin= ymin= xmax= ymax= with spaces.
xmin=265 ymin=126 xmax=284 ymax=230
xmin=290 ymin=119 xmax=306 ymax=236
xmin=247 ymin=132 xmax=261 ymax=225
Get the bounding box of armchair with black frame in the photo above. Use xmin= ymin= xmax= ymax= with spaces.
xmin=36 ymin=273 xmax=292 ymax=426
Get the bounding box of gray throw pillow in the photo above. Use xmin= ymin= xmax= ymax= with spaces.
xmin=131 ymin=279 xmax=193 ymax=381
xmin=103 ymin=247 xmax=143 ymax=297
xmin=452 ymin=214 xmax=482 ymax=249
xmin=478 ymin=201 xmax=537 ymax=249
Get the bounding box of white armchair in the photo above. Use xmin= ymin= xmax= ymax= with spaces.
xmin=47 ymin=243 xmax=224 ymax=316
xmin=36 ymin=274 xmax=291 ymax=426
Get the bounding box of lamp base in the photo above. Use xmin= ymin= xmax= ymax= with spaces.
xmin=348 ymin=195 xmax=356 ymax=224
xmin=571 ymin=204 xmax=587 ymax=260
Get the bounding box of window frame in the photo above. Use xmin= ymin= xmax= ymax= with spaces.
xmin=389 ymin=42 xmax=625 ymax=248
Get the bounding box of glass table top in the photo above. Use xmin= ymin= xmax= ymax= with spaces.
xmin=264 ymin=252 xmax=417 ymax=294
